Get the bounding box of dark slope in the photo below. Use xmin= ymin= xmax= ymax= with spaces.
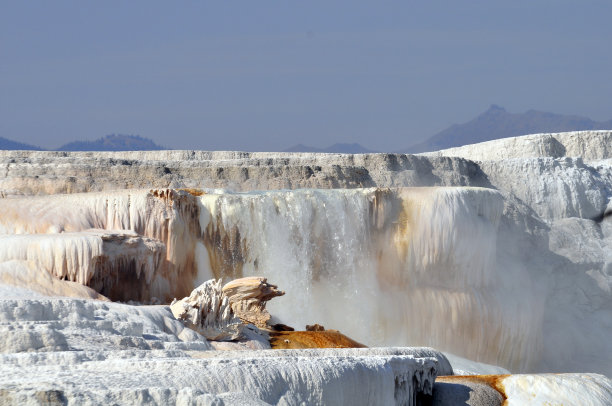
xmin=283 ymin=143 xmax=376 ymax=153
xmin=0 ymin=137 xmax=44 ymax=150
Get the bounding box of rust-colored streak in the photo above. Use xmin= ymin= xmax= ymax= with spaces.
xmin=436 ymin=375 xmax=509 ymax=403
xmin=145 ymin=188 xmax=203 ymax=301
xmin=269 ymin=330 xmax=367 ymax=349
xmin=372 ymin=191 xmax=410 ymax=290
xmin=178 ymin=188 xmax=207 ymax=197
xmin=203 ymin=220 xmax=245 ymax=281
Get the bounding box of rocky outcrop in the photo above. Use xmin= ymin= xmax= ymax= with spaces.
xmin=0 ymin=180 xmax=610 ymax=375
xmin=2 ymin=131 xmax=612 ymax=403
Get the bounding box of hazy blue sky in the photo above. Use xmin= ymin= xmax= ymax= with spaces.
xmin=1 ymin=1 xmax=611 ymax=151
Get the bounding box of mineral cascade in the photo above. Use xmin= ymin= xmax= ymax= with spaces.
xmin=1 ymin=130 xmax=612 ymax=404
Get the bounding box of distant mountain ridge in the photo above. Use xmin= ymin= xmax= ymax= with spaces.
xmin=59 ymin=134 xmax=164 ymax=151
xmin=283 ymin=143 xmax=376 ymax=154
xmin=0 ymin=134 xmax=164 ymax=151
xmin=0 ymin=137 xmax=44 ymax=150
xmin=402 ymin=105 xmax=612 ymax=153
xmin=3 ymin=108 xmax=612 ymax=153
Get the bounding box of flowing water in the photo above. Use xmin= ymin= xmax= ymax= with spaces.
xmin=196 ymin=187 xmax=541 ymax=371
xmin=0 ymin=187 xmax=543 ymax=371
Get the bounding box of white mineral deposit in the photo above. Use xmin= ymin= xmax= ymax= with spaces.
xmin=1 ymin=131 xmax=612 ymax=404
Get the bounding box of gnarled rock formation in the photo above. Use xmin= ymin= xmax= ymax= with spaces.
xmin=170 ymin=277 xmax=282 ymax=343
xmin=170 ymin=279 xmax=244 ymax=341
xmin=222 ymin=276 xmax=284 ymax=329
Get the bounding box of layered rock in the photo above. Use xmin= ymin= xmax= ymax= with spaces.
xmin=0 ymin=189 xmax=202 ymax=301
xmin=0 ymin=230 xmax=165 ymax=302
xmin=0 ymin=150 xmax=490 ymax=196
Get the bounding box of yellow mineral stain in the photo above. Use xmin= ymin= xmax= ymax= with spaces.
xmin=374 ymin=191 xmax=416 ymax=290
xmin=269 ymin=330 xmax=367 ymax=349
xmin=436 ymin=374 xmax=510 ymax=403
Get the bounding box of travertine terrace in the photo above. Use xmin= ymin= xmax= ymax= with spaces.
xmin=1 ymin=130 xmax=612 ymax=404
